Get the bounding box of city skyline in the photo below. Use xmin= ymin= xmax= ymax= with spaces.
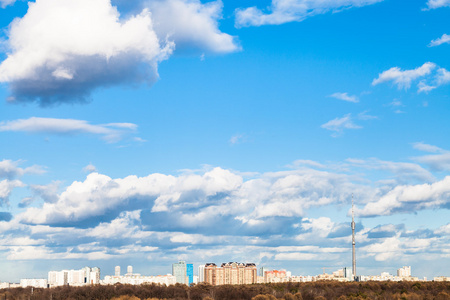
xmin=1 ymin=0 xmax=450 ymax=282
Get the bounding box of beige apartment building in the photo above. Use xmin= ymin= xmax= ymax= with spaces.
xmin=204 ymin=262 xmax=257 ymax=285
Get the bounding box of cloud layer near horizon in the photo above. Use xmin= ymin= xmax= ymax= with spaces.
xmin=1 ymin=153 xmax=450 ymax=279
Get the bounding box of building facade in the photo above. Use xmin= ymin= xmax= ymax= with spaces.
xmin=48 ymin=267 xmax=100 ymax=287
xmin=172 ymin=261 xmax=187 ymax=284
xmin=186 ymin=264 xmax=193 ymax=285
xmin=203 ymin=262 xmax=257 ymax=285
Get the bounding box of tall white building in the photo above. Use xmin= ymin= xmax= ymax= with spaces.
xmin=397 ymin=266 xmax=411 ymax=277
xmin=127 ymin=265 xmax=133 ymax=275
xmin=172 ymin=261 xmax=187 ymax=284
xmin=48 ymin=267 xmax=100 ymax=287
xmin=115 ymin=266 xmax=121 ymax=277
xmin=198 ymin=265 xmax=205 ymax=283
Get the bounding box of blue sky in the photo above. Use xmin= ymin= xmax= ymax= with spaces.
xmin=1 ymin=0 xmax=450 ymax=282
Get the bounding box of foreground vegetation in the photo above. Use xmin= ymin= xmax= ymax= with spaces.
xmin=1 ymin=281 xmax=450 ymax=300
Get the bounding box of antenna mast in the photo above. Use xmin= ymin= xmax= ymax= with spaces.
xmin=352 ymin=193 xmax=356 ymax=280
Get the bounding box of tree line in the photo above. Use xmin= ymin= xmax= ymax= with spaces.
xmin=1 ymin=281 xmax=449 ymax=300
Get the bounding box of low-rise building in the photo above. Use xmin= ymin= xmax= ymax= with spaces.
xmin=20 ymin=279 xmax=48 ymax=288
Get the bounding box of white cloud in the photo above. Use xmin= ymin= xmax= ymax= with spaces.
xmin=435 ymin=223 xmax=450 ymax=235
xmin=0 ymin=179 xmax=25 ymax=205
xmin=0 ymin=117 xmax=138 ymax=143
xmin=412 ymin=142 xmax=445 ymax=153
xmin=147 ymin=0 xmax=239 ymax=54
xmin=83 ymin=164 xmax=97 ymax=173
xmin=372 ymin=62 xmax=436 ymax=90
xmin=357 ymin=176 xmax=450 ymax=216
xmin=229 ymin=133 xmax=246 ymax=145
xmin=413 ymin=152 xmax=450 ymax=171
xmin=0 ymin=0 xmax=14 ymax=8
xmin=235 ymin=0 xmax=384 ymax=27
xmin=436 ymin=68 xmax=450 ymax=85
xmin=411 ymin=143 xmax=450 ymax=171
xmin=87 ymin=210 xmax=152 ymax=239
xmin=0 ymin=0 xmax=173 ymax=105
xmin=19 ymin=167 xmax=243 ymax=224
xmin=29 ymin=181 xmax=60 ymax=203
xmin=425 ymin=0 xmax=450 ymax=9
xmin=0 ymin=0 xmax=238 ymax=104
xmin=347 ymin=158 xmax=434 ymax=183
xmin=321 ymin=113 xmax=361 ymax=136
xmin=0 ymin=159 xmax=46 ymax=179
xmin=329 ymin=92 xmax=359 ymax=103
xmin=18 ymin=165 xmax=362 ymax=226
xmin=429 ymin=33 xmax=450 ymax=47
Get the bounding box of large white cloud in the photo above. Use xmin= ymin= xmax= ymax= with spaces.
xmin=357 ymin=176 xmax=450 ymax=217
xmin=18 ymin=166 xmax=364 ymax=225
xmin=0 ymin=0 xmax=172 ymax=105
xmin=235 ymin=0 xmax=384 ymax=27
xmin=0 ymin=0 xmax=238 ymax=105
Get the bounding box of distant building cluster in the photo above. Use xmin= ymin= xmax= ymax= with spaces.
xmin=48 ymin=267 xmax=100 ymax=287
xmin=103 ymin=265 xmax=176 ymax=286
xmin=1 ymin=263 xmax=442 ymax=289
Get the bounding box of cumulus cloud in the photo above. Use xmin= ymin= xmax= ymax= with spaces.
xmin=29 ymin=181 xmax=60 ymax=204
xmin=329 ymin=92 xmax=359 ymax=103
xmin=0 ymin=0 xmax=173 ymax=105
xmin=0 ymin=0 xmax=238 ymax=105
xmin=0 ymin=117 xmax=139 ymax=143
xmin=2 ymin=160 xmax=450 ymax=276
xmin=0 ymin=159 xmax=46 ymax=179
xmin=321 ymin=113 xmax=362 ymax=136
xmin=425 ymin=0 xmax=450 ymax=9
xmin=357 ymin=176 xmax=450 ymax=217
xmin=235 ymin=0 xmax=384 ymax=27
xmin=18 ymin=166 xmax=362 ymax=229
xmin=0 ymin=179 xmax=25 ymax=205
xmin=429 ymin=34 xmax=450 ymax=47
xmin=372 ymin=62 xmax=436 ymax=90
xmin=147 ymin=0 xmax=239 ymax=54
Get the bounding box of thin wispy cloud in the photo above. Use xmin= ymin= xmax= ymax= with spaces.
xmin=321 ymin=114 xmax=362 ymax=136
xmin=429 ymin=34 xmax=450 ymax=47
xmin=0 ymin=117 xmax=138 ymax=143
xmin=235 ymin=0 xmax=384 ymax=27
xmin=425 ymin=0 xmax=450 ymax=9
xmin=329 ymin=92 xmax=359 ymax=103
xmin=229 ymin=133 xmax=246 ymax=145
xmin=412 ymin=142 xmax=446 ymax=154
